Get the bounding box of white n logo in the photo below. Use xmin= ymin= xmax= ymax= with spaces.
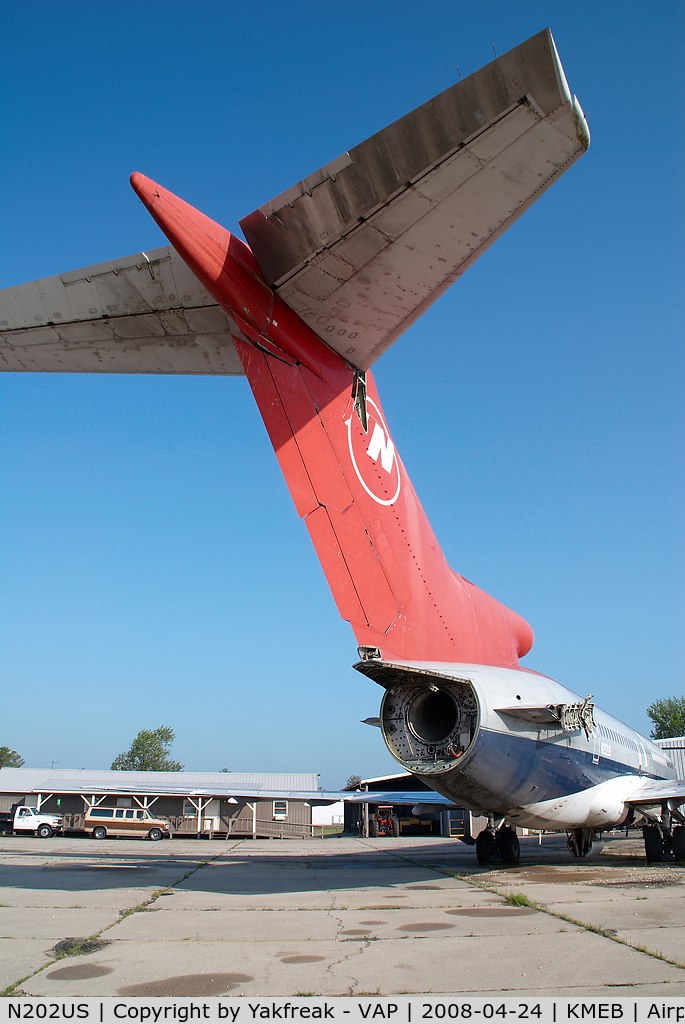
xmin=366 ymin=422 xmax=395 ymax=473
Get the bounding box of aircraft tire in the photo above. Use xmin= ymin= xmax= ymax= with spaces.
xmin=498 ymin=827 xmax=520 ymax=864
xmin=475 ymin=830 xmax=494 ymax=864
xmin=672 ymin=826 xmax=685 ymax=862
xmin=643 ymin=825 xmax=662 ymax=862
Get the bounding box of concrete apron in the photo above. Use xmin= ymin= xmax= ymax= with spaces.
xmin=0 ymin=833 xmax=683 ymax=998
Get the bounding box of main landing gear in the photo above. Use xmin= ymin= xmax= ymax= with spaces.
xmin=638 ymin=798 xmax=685 ymax=862
xmin=643 ymin=823 xmax=685 ymax=863
xmin=475 ymin=820 xmax=520 ymax=865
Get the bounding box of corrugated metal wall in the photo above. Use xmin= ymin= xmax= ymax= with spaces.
xmin=655 ymin=737 xmax=685 ymax=778
xmin=0 ymin=794 xmax=23 ymax=813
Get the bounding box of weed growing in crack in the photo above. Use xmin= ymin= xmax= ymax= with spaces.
xmin=505 ymin=892 xmax=537 ymax=908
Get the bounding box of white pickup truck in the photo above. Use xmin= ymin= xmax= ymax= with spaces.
xmin=0 ymin=804 xmax=64 ymax=837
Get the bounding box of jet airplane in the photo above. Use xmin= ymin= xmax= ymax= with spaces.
xmin=1 ymin=30 xmax=682 ymax=863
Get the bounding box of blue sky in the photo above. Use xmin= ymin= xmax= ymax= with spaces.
xmin=0 ymin=2 xmax=682 ymax=788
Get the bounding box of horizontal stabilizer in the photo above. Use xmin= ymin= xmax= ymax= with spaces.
xmin=240 ymin=28 xmax=589 ymax=370
xmin=0 ymin=247 xmax=246 ymax=374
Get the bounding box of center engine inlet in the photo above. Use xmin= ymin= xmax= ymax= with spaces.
xmin=360 ymin=665 xmax=480 ymax=775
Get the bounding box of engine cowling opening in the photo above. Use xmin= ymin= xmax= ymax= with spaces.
xmin=374 ymin=669 xmax=479 ymax=776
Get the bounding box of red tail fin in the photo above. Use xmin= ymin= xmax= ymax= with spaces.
xmin=131 ymin=174 xmax=533 ymax=667
xmin=237 ymin=341 xmax=533 ymax=666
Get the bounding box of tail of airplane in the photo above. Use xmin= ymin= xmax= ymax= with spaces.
xmin=130 ymin=174 xmax=534 ymax=667
xmin=128 ymin=29 xmax=590 ymax=668
xmin=236 ymin=335 xmax=535 ymax=667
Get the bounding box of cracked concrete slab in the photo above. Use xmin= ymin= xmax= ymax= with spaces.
xmin=549 ymin=896 xmax=685 ymax=931
xmin=0 ymin=938 xmax=56 ymax=991
xmin=0 ymin=888 xmax=160 ymax=910
xmin=109 ymin=907 xmax=342 ymax=941
xmin=614 ymin=926 xmax=685 ymax=964
xmin=0 ymin=907 xmax=115 ymax=939
xmin=2 ymin=833 xmax=684 ymax=998
xmin=18 ymin=930 xmax=684 ymax=997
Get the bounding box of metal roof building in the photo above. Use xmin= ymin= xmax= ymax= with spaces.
xmin=654 ymin=737 xmax=685 ymax=779
xmin=0 ymin=767 xmax=321 ymax=798
xmin=0 ymin=767 xmax=324 ymax=840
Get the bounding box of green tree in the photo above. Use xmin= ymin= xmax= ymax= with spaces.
xmin=646 ymin=696 xmax=685 ymax=740
xmin=0 ymin=746 xmax=24 ymax=768
xmin=346 ymin=774 xmax=362 ymax=788
xmin=111 ymin=726 xmax=183 ymax=771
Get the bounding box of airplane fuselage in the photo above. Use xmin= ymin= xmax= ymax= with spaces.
xmin=356 ymin=658 xmax=676 ymax=830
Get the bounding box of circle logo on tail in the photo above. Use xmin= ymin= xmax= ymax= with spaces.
xmin=346 ymin=397 xmax=401 ymax=506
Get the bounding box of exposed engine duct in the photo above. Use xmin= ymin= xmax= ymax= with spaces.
xmin=355 ymin=660 xmax=480 ymax=776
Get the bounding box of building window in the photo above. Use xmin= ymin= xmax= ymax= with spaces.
xmin=183 ymin=800 xmax=197 ymax=817
xmin=117 ymin=797 xmax=132 ymax=807
xmin=273 ymin=800 xmax=288 ymax=820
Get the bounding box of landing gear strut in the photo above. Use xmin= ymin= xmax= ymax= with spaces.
xmin=566 ymin=828 xmax=600 ymax=859
xmin=475 ymin=821 xmax=520 ymax=865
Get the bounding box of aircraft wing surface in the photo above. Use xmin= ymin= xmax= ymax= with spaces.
xmin=0 ymin=246 xmax=246 ymax=375
xmin=623 ymin=779 xmax=685 ymax=809
xmin=240 ymin=28 xmax=590 ymax=370
xmin=332 ymin=791 xmax=454 ymax=806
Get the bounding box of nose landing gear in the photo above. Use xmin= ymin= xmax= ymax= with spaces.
xmin=566 ymin=828 xmax=601 ymax=859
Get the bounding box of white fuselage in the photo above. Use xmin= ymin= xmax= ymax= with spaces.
xmin=369 ymin=659 xmax=675 ymax=831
